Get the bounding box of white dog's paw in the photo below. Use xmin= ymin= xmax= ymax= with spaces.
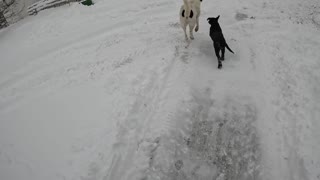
xmin=195 ymin=26 xmax=199 ymax=32
xmin=190 ymin=35 xmax=194 ymax=40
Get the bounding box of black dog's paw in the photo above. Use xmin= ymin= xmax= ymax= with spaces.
xmin=220 ymin=57 xmax=224 ymax=61
xmin=218 ymin=63 xmax=222 ymax=69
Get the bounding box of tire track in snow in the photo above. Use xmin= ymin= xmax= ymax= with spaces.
xmin=101 ymin=16 xmax=196 ymax=178
xmin=104 ymin=40 xmax=193 ymax=180
xmin=266 ymin=35 xmax=320 ymax=180
xmin=145 ymin=89 xmax=261 ymax=180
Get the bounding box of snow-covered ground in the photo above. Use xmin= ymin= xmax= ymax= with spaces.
xmin=1 ymin=0 xmax=320 ymax=179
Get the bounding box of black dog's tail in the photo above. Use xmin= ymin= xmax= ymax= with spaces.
xmin=226 ymin=43 xmax=234 ymax=54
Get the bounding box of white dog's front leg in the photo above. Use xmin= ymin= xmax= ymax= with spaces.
xmin=182 ymin=23 xmax=188 ymax=40
xmin=195 ymin=17 xmax=199 ymax=32
xmin=189 ymin=23 xmax=195 ymax=40
xmin=184 ymin=29 xmax=188 ymax=40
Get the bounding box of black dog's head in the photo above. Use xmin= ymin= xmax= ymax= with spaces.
xmin=207 ymin=15 xmax=220 ymax=25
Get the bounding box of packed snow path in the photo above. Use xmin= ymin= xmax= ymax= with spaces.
xmin=1 ymin=0 xmax=320 ymax=179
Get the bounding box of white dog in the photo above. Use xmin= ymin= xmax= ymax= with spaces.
xmin=179 ymin=0 xmax=202 ymax=40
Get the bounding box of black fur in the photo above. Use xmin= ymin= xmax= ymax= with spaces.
xmin=181 ymin=9 xmax=193 ymax=18
xmin=189 ymin=10 xmax=193 ymax=18
xmin=208 ymin=15 xmax=234 ymax=69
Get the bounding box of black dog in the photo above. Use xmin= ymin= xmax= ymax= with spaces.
xmin=208 ymin=15 xmax=234 ymax=69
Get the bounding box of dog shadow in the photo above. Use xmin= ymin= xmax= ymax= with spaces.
xmin=198 ymin=40 xmax=214 ymax=58
xmin=190 ymin=34 xmax=213 ymax=58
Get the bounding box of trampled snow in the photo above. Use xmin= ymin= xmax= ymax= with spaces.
xmin=1 ymin=0 xmax=320 ymax=179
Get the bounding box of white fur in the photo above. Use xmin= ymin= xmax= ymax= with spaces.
xmin=179 ymin=0 xmax=202 ymax=40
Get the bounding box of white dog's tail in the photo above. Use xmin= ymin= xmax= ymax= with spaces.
xmin=183 ymin=0 xmax=191 ymax=19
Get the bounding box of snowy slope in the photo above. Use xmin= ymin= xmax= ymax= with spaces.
xmin=1 ymin=0 xmax=320 ymax=180
xmin=3 ymin=0 xmax=40 ymax=23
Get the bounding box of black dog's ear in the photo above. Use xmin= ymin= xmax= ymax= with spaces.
xmin=217 ymin=15 xmax=220 ymax=19
xmin=207 ymin=18 xmax=212 ymax=24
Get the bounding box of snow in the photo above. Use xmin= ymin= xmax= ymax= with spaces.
xmin=1 ymin=0 xmax=320 ymax=180
xmin=313 ymin=13 xmax=320 ymax=26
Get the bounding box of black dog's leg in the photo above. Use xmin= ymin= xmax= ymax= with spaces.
xmin=214 ymin=43 xmax=221 ymax=59
xmin=221 ymin=47 xmax=225 ymax=61
xmin=214 ymin=43 xmax=222 ymax=69
xmin=217 ymin=60 xmax=222 ymax=69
